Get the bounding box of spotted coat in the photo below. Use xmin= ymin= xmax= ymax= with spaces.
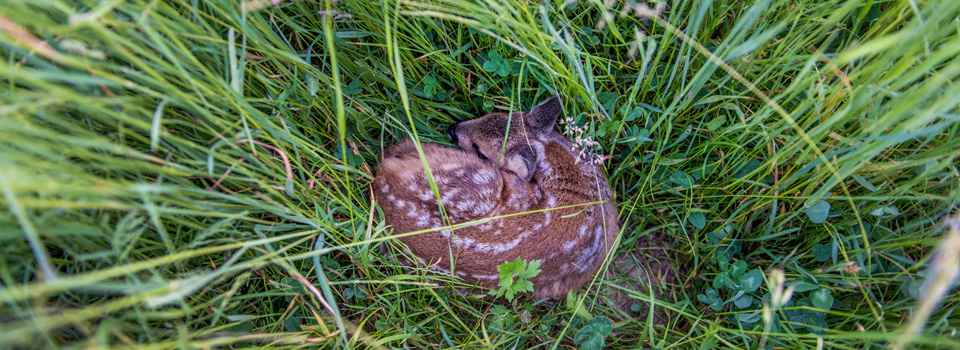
xmin=372 ymin=96 xmax=620 ymax=299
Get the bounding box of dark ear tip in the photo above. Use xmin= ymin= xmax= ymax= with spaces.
xmin=528 ymin=95 xmax=563 ymax=131
xmin=534 ymin=95 xmax=562 ymax=113
xmin=544 ymin=95 xmax=561 ymax=106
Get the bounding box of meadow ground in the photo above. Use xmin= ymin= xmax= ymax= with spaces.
xmin=1 ymin=0 xmax=959 ymax=348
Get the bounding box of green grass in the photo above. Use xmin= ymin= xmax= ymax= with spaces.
xmin=1 ymin=0 xmax=959 ymax=348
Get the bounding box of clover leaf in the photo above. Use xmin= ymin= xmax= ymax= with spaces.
xmin=740 ymin=268 xmax=763 ymax=293
xmin=482 ymin=50 xmax=510 ymax=77
xmin=575 ymin=316 xmax=613 ymax=350
xmin=805 ymin=199 xmax=830 ymax=223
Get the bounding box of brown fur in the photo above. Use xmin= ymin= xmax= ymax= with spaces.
xmin=372 ymin=96 xmax=620 ymax=299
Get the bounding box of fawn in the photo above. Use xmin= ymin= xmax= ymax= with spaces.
xmin=372 ymin=96 xmax=620 ymax=299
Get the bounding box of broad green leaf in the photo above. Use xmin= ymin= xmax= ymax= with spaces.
xmin=734 ymin=294 xmax=754 ymax=308
xmin=574 ymin=327 xmax=605 ymax=350
xmin=586 ymin=316 xmax=613 ymax=335
xmin=734 ymin=159 xmax=761 ymax=179
xmin=518 ymin=259 xmax=542 ymax=280
xmin=698 ymin=294 xmax=714 ymax=304
xmin=852 ymin=174 xmax=878 ymax=191
xmin=899 ymin=280 xmax=919 ymax=300
xmin=812 ymin=243 xmax=830 ymax=262
xmin=805 ymin=200 xmax=830 ymax=223
xmin=811 ymin=288 xmax=834 ymax=310
xmin=737 ymin=311 xmax=761 ymax=323
xmin=688 ymin=212 xmax=706 ymax=229
xmin=574 ymin=324 xmax=595 ymax=342
xmin=283 ymin=314 xmax=301 ymax=332
xmin=706 ymin=115 xmax=725 ymax=131
xmin=422 ymin=75 xmax=437 ymax=98
xmin=492 ymin=258 xmax=541 ymax=300
xmin=713 ymin=271 xmax=729 ymax=290
xmin=791 ymin=279 xmax=819 ymax=293
xmin=709 ymin=298 xmax=724 ymax=311
xmin=343 ymin=80 xmax=362 ymax=95
xmin=730 ymin=260 xmax=748 ymax=279
xmin=806 ymin=316 xmax=829 ymax=335
xmin=870 ymin=205 xmax=900 ymax=217
xmin=740 ymin=268 xmax=763 ymax=293
xmin=670 ymin=170 xmax=693 ymax=188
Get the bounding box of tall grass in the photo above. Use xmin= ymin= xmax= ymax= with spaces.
xmin=1 ymin=0 xmax=958 ymax=348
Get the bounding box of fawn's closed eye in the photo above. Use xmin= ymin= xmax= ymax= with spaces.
xmin=471 ymin=143 xmax=487 ymax=161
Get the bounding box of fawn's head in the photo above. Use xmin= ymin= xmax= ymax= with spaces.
xmin=447 ymin=96 xmax=562 ymax=182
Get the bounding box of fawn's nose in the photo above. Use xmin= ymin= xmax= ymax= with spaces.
xmin=447 ymin=122 xmax=460 ymax=145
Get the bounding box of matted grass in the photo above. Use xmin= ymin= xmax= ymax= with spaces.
xmin=1 ymin=0 xmax=959 ymax=348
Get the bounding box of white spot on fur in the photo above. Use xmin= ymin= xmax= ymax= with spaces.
xmin=533 ymin=223 xmax=542 ymax=231
xmin=579 ymin=224 xmax=589 ymax=238
xmin=381 ymin=184 xmax=390 ymax=193
xmin=492 ymin=239 xmax=520 ymax=254
xmin=475 ymin=242 xmax=493 ymax=253
xmin=388 ymin=195 xmax=396 ymax=201
xmin=471 ymin=274 xmax=498 ymax=281
xmin=563 ymin=240 xmax=576 ymax=252
xmin=457 ymin=237 xmax=474 ymax=249
xmin=574 ymin=228 xmax=606 ymax=272
xmin=396 ymin=200 xmax=406 ymax=209
xmin=474 ymin=202 xmax=493 ymax=214
xmin=592 ymin=225 xmax=606 ymax=251
xmin=586 ymin=253 xmax=600 ymax=271
xmin=547 ymin=196 xmax=557 ymax=207
xmin=539 ymin=158 xmax=554 ymax=176
xmin=405 ymin=203 xmax=421 ymax=219
xmin=473 ymin=170 xmax=494 ymax=184
xmin=441 ymin=188 xmax=461 ymax=202
xmin=416 ymin=215 xmax=429 ymax=227
xmin=575 ymin=256 xmax=589 ymax=272
xmin=455 ymin=200 xmax=475 ymax=211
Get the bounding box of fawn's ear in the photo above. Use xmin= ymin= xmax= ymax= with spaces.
xmin=505 ymin=146 xmax=537 ymax=181
xmin=526 ymin=95 xmax=562 ymax=133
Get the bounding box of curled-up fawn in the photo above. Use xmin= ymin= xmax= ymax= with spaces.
xmin=373 ymin=96 xmax=619 ymax=299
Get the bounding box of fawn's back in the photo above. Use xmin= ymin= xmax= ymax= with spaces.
xmin=373 ymin=96 xmax=619 ymax=299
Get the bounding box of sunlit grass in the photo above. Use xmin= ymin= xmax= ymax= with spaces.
xmin=1 ymin=0 xmax=958 ymax=348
